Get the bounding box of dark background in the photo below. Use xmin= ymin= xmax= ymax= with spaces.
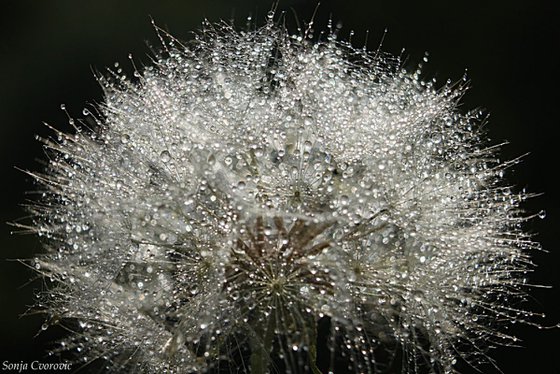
xmin=1 ymin=1 xmax=558 ymax=373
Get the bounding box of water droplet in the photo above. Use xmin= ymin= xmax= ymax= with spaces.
xmin=538 ymin=210 xmax=546 ymax=219
xmin=412 ymin=290 xmax=424 ymax=302
xmin=431 ymin=133 xmax=442 ymax=144
xmin=160 ymin=150 xmax=171 ymax=163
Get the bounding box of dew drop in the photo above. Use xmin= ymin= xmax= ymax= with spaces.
xmin=431 ymin=133 xmax=442 ymax=144
xmin=160 ymin=150 xmax=171 ymax=163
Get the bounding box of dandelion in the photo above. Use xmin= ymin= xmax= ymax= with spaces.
xmin=21 ymin=13 xmax=540 ymax=373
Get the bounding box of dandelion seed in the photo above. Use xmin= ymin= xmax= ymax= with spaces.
xmin=22 ymin=14 xmax=541 ymax=374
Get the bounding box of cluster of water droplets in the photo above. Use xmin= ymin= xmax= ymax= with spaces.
xmin=26 ymin=15 xmax=540 ymax=373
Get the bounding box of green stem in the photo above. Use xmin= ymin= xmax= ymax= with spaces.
xmin=249 ymin=311 xmax=276 ymax=374
xmin=307 ymin=316 xmax=322 ymax=374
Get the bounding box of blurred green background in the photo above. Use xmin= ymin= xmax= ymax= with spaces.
xmin=1 ymin=0 xmax=558 ymax=372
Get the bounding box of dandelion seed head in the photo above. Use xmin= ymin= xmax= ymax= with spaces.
xmin=27 ymin=16 xmax=539 ymax=373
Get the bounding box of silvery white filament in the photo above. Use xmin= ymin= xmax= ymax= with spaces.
xmin=26 ymin=15 xmax=539 ymax=373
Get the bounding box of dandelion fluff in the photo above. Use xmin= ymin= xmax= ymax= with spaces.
xmin=26 ymin=15 xmax=539 ymax=373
